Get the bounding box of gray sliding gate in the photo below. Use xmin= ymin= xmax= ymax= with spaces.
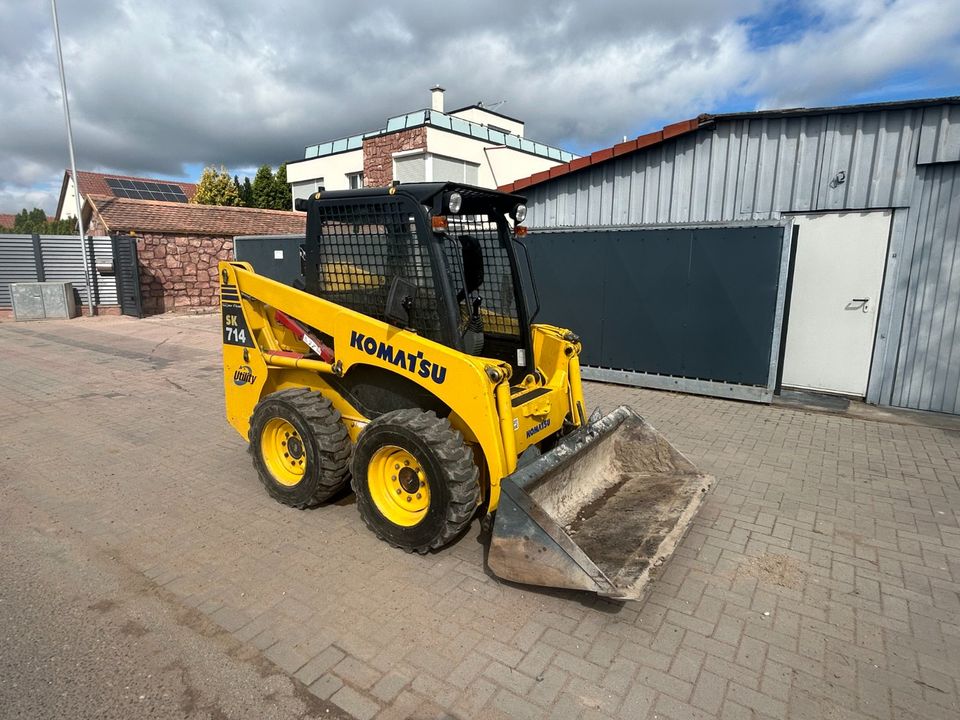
xmin=524 ymin=222 xmax=792 ymax=402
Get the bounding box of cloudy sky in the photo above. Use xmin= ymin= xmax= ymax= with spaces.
xmin=2 ymin=0 xmax=958 ymax=214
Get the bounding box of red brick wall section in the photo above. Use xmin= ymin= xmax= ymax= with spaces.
xmin=363 ymin=127 xmax=427 ymax=187
xmin=135 ymin=233 xmax=231 ymax=314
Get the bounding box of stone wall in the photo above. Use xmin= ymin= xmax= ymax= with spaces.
xmin=134 ymin=233 xmax=231 ymax=314
xmin=362 ymin=127 xmax=427 ymax=187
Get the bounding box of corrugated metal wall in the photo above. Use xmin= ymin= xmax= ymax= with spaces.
xmin=0 ymin=235 xmax=117 ymax=308
xmin=525 ymin=104 xmax=960 ymax=415
xmin=886 ymin=163 xmax=960 ymax=413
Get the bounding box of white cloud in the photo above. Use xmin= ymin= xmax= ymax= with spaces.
xmin=0 ymin=0 xmax=957 ymax=213
xmin=749 ymin=0 xmax=960 ymax=107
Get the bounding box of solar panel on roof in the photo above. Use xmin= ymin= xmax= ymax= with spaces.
xmin=103 ymin=177 xmax=188 ymax=202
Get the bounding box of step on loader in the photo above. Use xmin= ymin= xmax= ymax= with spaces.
xmin=219 ymin=182 xmax=711 ymax=599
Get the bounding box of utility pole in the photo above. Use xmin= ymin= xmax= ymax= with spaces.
xmin=51 ymin=0 xmax=94 ymax=316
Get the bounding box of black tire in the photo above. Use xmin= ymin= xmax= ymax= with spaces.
xmin=351 ymin=409 xmax=480 ymax=552
xmin=249 ymin=388 xmax=351 ymax=508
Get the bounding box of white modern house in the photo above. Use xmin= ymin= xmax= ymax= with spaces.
xmin=286 ymin=87 xmax=576 ymax=202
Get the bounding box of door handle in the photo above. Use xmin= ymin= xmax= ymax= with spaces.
xmin=846 ymin=297 xmax=870 ymax=312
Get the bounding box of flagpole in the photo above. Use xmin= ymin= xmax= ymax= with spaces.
xmin=51 ymin=0 xmax=94 ymax=317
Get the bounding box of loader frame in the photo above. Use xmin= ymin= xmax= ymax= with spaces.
xmin=220 ymin=183 xmax=711 ymax=599
xmin=220 ymin=260 xmax=586 ymax=512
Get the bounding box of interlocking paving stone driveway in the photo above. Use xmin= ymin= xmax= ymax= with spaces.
xmin=1 ymin=313 xmax=959 ymax=719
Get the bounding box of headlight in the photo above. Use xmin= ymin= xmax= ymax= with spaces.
xmin=448 ymin=192 xmax=463 ymax=214
xmin=514 ymin=203 xmax=527 ymax=223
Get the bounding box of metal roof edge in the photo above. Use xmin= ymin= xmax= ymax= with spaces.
xmin=710 ymin=95 xmax=960 ymax=121
xmin=498 ymin=94 xmax=960 ymax=194
xmin=499 ymin=118 xmax=701 ymax=194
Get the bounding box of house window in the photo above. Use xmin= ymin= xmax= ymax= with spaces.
xmin=394 ymin=154 xmax=426 ymax=183
xmin=292 ymin=178 xmax=324 ymax=204
xmin=432 ymin=155 xmax=479 ymax=185
xmin=347 ymin=172 xmax=364 ymax=189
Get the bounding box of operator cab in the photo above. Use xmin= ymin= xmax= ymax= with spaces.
xmin=297 ymin=182 xmax=534 ymax=376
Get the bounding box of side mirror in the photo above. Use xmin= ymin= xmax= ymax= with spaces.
xmin=385 ymin=276 xmax=416 ymax=328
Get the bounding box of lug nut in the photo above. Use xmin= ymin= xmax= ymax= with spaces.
xmin=394 ymin=463 xmax=400 ymax=469
xmin=406 ymin=496 xmax=412 ymax=502
xmin=396 ymin=488 xmax=401 ymax=495
xmin=392 ymin=475 xmax=397 ymax=481
xmin=416 ymin=493 xmax=422 ymax=499
xmin=403 ymin=460 xmax=409 ymax=466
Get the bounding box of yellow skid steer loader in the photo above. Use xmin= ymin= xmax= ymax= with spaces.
xmin=220 ymin=183 xmax=710 ymax=599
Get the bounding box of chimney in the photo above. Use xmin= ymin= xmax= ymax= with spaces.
xmin=430 ymin=85 xmax=445 ymax=113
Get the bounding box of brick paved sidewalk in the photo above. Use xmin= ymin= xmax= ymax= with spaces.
xmin=1 ymin=314 xmax=958 ymax=719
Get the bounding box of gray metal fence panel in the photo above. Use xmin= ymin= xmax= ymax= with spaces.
xmin=39 ymin=236 xmax=117 ymax=306
xmin=525 ymin=223 xmax=789 ymax=401
xmin=1 ymin=234 xmax=114 ymax=308
xmin=0 ymin=235 xmax=39 ymax=307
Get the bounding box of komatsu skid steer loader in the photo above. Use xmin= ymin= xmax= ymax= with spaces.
xmin=220 ymin=182 xmax=711 ymax=599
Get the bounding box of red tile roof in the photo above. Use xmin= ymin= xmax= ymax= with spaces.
xmin=87 ymin=195 xmax=305 ymax=236
xmin=57 ymin=169 xmax=199 ymax=218
xmin=69 ymin=170 xmax=197 ymax=199
xmin=500 ymin=117 xmax=705 ymax=194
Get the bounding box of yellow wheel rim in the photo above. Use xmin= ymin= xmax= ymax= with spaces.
xmin=367 ymin=445 xmax=430 ymax=527
xmin=260 ymin=418 xmax=306 ymax=487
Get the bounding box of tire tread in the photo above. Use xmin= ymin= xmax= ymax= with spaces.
xmin=351 ymin=409 xmax=479 ymax=552
xmin=249 ymin=388 xmax=351 ymax=508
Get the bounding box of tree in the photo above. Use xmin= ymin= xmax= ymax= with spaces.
xmin=14 ymin=208 xmax=49 ymax=233
xmin=250 ymin=164 xmax=292 ymax=210
xmin=193 ymin=166 xmax=243 ymax=206
xmin=44 ymin=217 xmax=78 ymax=234
xmin=241 ymin=176 xmax=253 ymax=207
xmin=251 ymin=164 xmax=276 ymax=209
xmin=232 ymin=175 xmax=247 ymax=207
xmin=274 ymin=163 xmax=292 ymax=210
xmin=0 ymin=207 xmax=76 ymax=235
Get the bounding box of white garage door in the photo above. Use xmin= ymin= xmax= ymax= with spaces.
xmin=781 ymin=211 xmax=891 ymax=396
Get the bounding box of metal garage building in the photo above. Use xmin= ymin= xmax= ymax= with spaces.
xmin=501 ymin=97 xmax=960 ymax=416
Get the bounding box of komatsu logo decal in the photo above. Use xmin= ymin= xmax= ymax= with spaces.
xmin=349 ymin=331 xmax=447 ymax=385
xmin=526 ymin=418 xmax=551 ymax=438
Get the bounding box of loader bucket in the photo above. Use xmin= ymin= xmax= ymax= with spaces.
xmin=488 ymin=406 xmax=712 ymax=600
